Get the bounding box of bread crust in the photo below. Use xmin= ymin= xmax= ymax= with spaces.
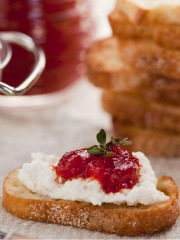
xmin=86 ymin=38 xmax=180 ymax=106
xmin=2 ymin=170 xmax=179 ymax=236
xmin=113 ymin=119 xmax=180 ymax=157
xmin=109 ymin=8 xmax=180 ymax=50
xmin=102 ymin=91 xmax=180 ymax=135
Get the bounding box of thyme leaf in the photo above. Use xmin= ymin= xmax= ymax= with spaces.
xmin=87 ymin=129 xmax=131 ymax=157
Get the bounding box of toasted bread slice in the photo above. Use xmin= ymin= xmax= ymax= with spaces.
xmin=116 ymin=0 xmax=180 ymax=25
xmin=86 ymin=38 xmax=180 ymax=105
xmin=102 ymin=91 xmax=180 ymax=135
xmin=86 ymin=38 xmax=151 ymax=91
xmin=117 ymin=38 xmax=180 ymax=80
xmin=113 ymin=119 xmax=180 ymax=157
xmin=109 ymin=8 xmax=180 ymax=50
xmin=3 ymin=169 xmax=179 ymax=236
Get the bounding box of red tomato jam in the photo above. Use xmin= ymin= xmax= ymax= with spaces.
xmin=55 ymin=145 xmax=140 ymax=194
xmin=0 ymin=0 xmax=93 ymax=95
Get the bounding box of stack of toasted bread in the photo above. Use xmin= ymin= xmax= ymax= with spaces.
xmin=86 ymin=0 xmax=180 ymax=157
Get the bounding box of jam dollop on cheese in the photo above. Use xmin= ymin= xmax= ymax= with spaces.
xmin=55 ymin=145 xmax=140 ymax=194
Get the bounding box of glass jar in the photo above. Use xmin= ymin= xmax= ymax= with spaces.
xmin=0 ymin=0 xmax=94 ymax=107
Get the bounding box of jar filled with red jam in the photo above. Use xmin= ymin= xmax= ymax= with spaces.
xmin=0 ymin=0 xmax=94 ymax=104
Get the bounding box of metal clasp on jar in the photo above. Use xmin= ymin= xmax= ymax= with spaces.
xmin=0 ymin=31 xmax=46 ymax=96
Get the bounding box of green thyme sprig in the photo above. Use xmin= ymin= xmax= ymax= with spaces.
xmin=87 ymin=129 xmax=131 ymax=157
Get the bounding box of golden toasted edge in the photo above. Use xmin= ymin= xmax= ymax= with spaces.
xmin=109 ymin=9 xmax=180 ymax=50
xmin=2 ymin=169 xmax=179 ymax=236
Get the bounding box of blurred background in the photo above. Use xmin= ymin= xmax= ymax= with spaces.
xmin=0 ymin=0 xmax=116 ymax=175
xmin=0 ymin=0 xmax=115 ymax=98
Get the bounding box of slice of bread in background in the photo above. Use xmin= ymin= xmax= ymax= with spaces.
xmin=137 ymin=88 xmax=180 ymax=106
xmin=86 ymin=38 xmax=152 ymax=91
xmin=109 ymin=8 xmax=180 ymax=50
xmin=3 ymin=169 xmax=179 ymax=236
xmin=102 ymin=91 xmax=180 ymax=135
xmin=118 ymin=39 xmax=180 ymax=80
xmin=86 ymin=38 xmax=180 ymax=92
xmin=86 ymin=38 xmax=180 ymax=105
xmin=116 ymin=0 xmax=180 ymax=25
xmin=113 ymin=118 xmax=180 ymax=157
xmin=125 ymin=88 xmax=180 ymax=107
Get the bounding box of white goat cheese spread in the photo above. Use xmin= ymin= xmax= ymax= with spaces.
xmin=18 ymin=152 xmax=169 ymax=206
xmin=129 ymin=0 xmax=180 ymax=9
